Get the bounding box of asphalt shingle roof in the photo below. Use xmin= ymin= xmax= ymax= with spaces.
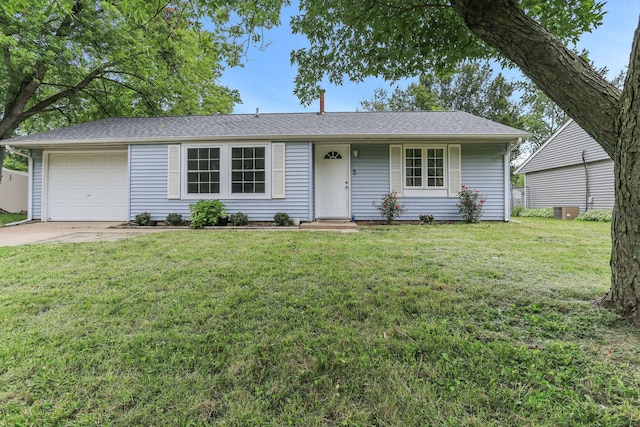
xmin=8 ymin=111 xmax=530 ymax=147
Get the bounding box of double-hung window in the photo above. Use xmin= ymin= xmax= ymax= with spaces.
xmin=179 ymin=143 xmax=277 ymax=199
xmin=231 ymin=147 xmax=266 ymax=194
xmin=405 ymin=146 xmax=445 ymax=189
xmin=187 ymin=147 xmax=220 ymax=194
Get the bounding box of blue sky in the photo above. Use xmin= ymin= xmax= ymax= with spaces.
xmin=220 ymin=1 xmax=639 ymax=114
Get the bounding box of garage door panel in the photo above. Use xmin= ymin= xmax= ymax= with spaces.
xmin=47 ymin=152 xmax=128 ymax=221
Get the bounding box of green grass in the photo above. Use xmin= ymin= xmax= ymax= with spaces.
xmin=1 ymin=218 xmax=639 ymax=426
xmin=0 ymin=212 xmax=27 ymax=225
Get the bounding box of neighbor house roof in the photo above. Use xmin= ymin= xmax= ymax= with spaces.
xmin=515 ymin=120 xmax=610 ymax=175
xmin=8 ymin=110 xmax=530 ymax=149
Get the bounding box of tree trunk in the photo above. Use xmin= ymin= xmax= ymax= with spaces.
xmin=451 ymin=0 xmax=640 ymax=322
xmin=603 ymin=24 xmax=640 ymax=322
xmin=606 ymin=139 xmax=640 ymax=322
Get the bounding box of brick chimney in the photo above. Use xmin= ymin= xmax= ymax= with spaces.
xmin=318 ymin=89 xmax=325 ymax=115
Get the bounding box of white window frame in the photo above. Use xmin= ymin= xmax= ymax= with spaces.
xmin=184 ymin=145 xmax=223 ymax=196
xmin=403 ymin=144 xmax=448 ymax=197
xmin=181 ymin=142 xmax=272 ymax=200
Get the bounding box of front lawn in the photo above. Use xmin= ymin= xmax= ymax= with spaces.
xmin=1 ymin=219 xmax=639 ymax=425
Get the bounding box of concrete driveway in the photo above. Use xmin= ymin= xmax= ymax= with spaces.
xmin=0 ymin=221 xmax=171 ymax=247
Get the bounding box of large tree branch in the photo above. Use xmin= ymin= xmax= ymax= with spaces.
xmin=19 ymin=66 xmax=112 ymax=121
xmin=449 ymin=0 xmax=620 ymax=157
xmin=0 ymin=0 xmax=85 ymax=138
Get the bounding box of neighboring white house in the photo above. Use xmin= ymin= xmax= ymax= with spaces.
xmin=0 ymin=167 xmax=28 ymax=213
xmin=8 ymin=111 xmax=529 ymax=223
xmin=515 ymin=120 xmax=613 ymax=212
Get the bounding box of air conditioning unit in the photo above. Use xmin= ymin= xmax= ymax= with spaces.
xmin=553 ymin=206 xmax=579 ymax=220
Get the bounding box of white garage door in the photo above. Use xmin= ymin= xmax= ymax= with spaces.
xmin=47 ymin=152 xmax=128 ymax=221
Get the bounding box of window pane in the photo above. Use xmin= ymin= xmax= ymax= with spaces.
xmin=405 ymin=148 xmax=422 ymax=187
xmin=187 ymin=147 xmax=220 ymax=193
xmin=231 ymin=146 xmax=266 ymax=193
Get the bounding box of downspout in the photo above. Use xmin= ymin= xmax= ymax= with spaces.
xmin=504 ymin=138 xmax=523 ymax=222
xmin=582 ymin=149 xmax=590 ymax=212
xmin=5 ymin=146 xmax=33 ymax=223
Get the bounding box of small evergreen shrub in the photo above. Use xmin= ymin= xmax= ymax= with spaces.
xmin=457 ymin=185 xmax=486 ymax=223
xmin=372 ymin=192 xmax=406 ymax=224
xmin=274 ymin=212 xmax=292 ymax=226
xmin=576 ymin=209 xmax=612 ymax=222
xmin=419 ymin=214 xmax=435 ymax=225
xmin=165 ymin=213 xmax=184 ymax=226
xmin=134 ymin=212 xmax=151 ymax=226
xmin=517 ymin=208 xmax=555 ymax=219
xmin=189 ymin=200 xmax=226 ymax=229
xmin=230 ymin=212 xmax=249 ymax=226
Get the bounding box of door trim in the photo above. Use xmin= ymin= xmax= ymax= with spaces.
xmin=314 ymin=144 xmax=351 ymax=220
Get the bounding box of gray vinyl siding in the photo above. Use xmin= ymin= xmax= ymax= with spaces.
xmin=519 ymin=121 xmax=610 ymax=174
xmin=525 ymin=159 xmax=614 ymax=211
xmin=525 ymin=165 xmax=586 ymax=210
xmin=129 ymin=142 xmax=312 ymax=221
xmin=350 ymin=143 xmax=506 ymax=221
xmin=31 ymin=150 xmax=43 ymax=220
xmin=588 ymin=159 xmax=614 ymax=210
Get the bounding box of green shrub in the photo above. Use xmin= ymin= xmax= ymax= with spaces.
xmin=165 ymin=213 xmax=184 ymax=226
xmin=189 ymin=200 xmax=226 ymax=229
xmin=517 ymin=208 xmax=555 ymax=219
xmin=511 ymin=206 xmax=525 ymax=217
xmin=135 ymin=212 xmax=151 ymax=226
xmin=3 ymin=154 xmax=28 ymax=172
xmin=230 ymin=212 xmax=249 ymax=226
xmin=274 ymin=212 xmax=292 ymax=226
xmin=576 ymin=209 xmax=612 ymax=222
xmin=419 ymin=214 xmax=435 ymax=225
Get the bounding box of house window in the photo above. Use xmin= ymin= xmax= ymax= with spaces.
xmin=405 ymin=147 xmax=445 ymax=188
xmin=426 ymin=148 xmax=445 ymax=187
xmin=324 ymin=151 xmax=342 ymax=160
xmin=231 ymin=147 xmax=266 ymax=193
xmin=187 ymin=147 xmax=220 ymax=194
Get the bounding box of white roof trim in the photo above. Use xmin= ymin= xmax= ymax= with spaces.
xmin=9 ymin=133 xmax=528 ymax=149
xmin=514 ymin=119 xmax=574 ymax=175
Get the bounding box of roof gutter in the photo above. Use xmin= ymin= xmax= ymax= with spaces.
xmin=8 ymin=133 xmax=529 ymax=149
xmin=504 ymin=138 xmax=524 ymax=222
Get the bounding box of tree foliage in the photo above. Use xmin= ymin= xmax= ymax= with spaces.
xmin=0 ymin=0 xmax=285 ymax=174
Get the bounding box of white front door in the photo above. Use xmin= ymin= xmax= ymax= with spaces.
xmin=314 ymin=145 xmax=350 ymax=219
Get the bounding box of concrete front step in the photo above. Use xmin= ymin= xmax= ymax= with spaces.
xmin=299 ymin=220 xmax=358 ymax=231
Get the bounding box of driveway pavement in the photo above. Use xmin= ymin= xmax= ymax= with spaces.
xmin=0 ymin=221 xmax=171 ymax=247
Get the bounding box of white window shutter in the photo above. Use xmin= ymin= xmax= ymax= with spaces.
xmin=448 ymin=144 xmax=461 ymax=197
xmin=389 ymin=144 xmax=402 ymax=194
xmin=167 ymin=145 xmax=181 ymax=199
xmin=272 ymin=142 xmax=286 ymax=198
